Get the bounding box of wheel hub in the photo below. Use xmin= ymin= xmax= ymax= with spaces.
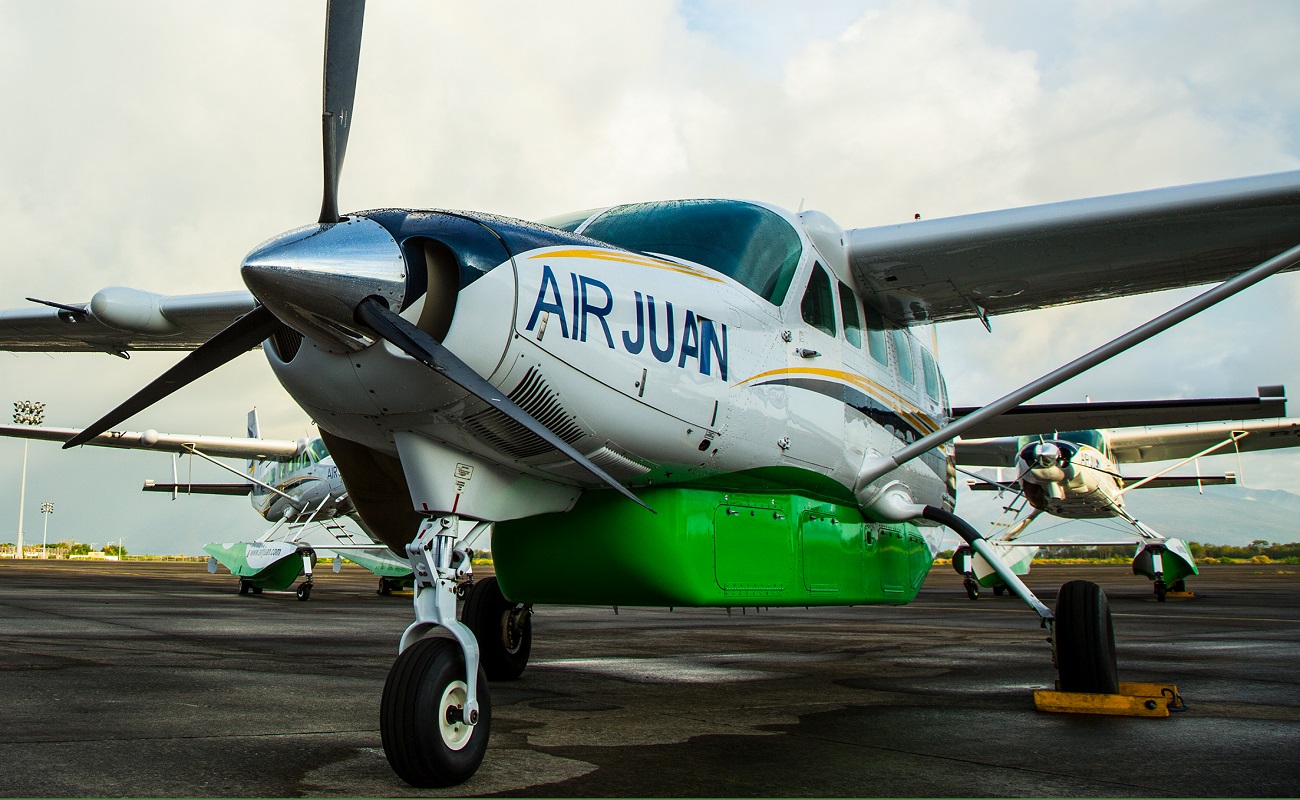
xmin=437 ymin=680 xmax=473 ymax=751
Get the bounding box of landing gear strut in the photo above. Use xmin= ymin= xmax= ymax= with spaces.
xmin=380 ymin=516 xmax=490 ymax=787
xmin=952 ymin=545 xmax=980 ymax=601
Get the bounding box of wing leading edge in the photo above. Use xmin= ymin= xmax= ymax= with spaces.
xmin=848 ymin=171 xmax=1300 ymax=324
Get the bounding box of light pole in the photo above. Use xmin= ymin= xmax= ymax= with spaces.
xmin=13 ymin=401 xmax=45 ymax=560
xmin=40 ymin=502 xmax=53 ymax=559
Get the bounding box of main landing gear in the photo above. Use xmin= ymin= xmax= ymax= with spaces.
xmin=380 ymin=516 xmax=492 ymax=787
xmin=461 ymin=576 xmax=533 ymax=681
xmin=923 ymin=506 xmax=1119 ymax=695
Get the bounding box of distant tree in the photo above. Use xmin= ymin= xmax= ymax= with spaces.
xmin=1250 ymin=539 xmax=1269 ymax=553
xmin=67 ymin=542 xmax=91 ymax=556
xmin=103 ymin=544 xmax=128 ymax=557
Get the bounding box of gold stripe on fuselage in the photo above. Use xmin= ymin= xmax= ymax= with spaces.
xmin=529 ymin=249 xmax=725 ymax=283
xmin=736 ymin=367 xmax=943 ymax=435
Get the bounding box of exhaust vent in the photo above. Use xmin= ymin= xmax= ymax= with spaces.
xmin=464 ymin=367 xmax=588 ymax=460
xmin=269 ymin=324 xmax=303 ymax=362
xmin=540 ymin=445 xmax=651 ymax=482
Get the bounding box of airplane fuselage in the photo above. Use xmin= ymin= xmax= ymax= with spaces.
xmin=252 ymin=203 xmax=956 ymax=564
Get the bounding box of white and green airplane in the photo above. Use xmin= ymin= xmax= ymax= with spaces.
xmin=0 ymin=410 xmax=413 ymax=600
xmin=2 ymin=1 xmax=1300 ymax=787
xmin=952 ymin=388 xmax=1300 ymax=600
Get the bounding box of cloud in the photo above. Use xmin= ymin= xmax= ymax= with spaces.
xmin=1 ymin=1 xmax=1298 ymax=553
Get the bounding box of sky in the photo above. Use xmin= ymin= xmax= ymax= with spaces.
xmin=1 ymin=0 xmax=1299 ymax=555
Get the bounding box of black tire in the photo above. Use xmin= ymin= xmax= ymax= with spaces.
xmin=963 ymin=576 xmax=980 ymax=601
xmin=238 ymin=580 xmax=250 ymax=596
xmin=461 ymin=577 xmax=532 ymax=681
xmin=1155 ymin=580 xmax=1167 ymax=603
xmin=378 ymin=577 xmax=393 ymax=596
xmin=296 ymin=582 xmax=312 ymax=601
xmin=1170 ymin=579 xmax=1187 ymax=593
xmin=381 ymin=637 xmax=491 ymax=787
xmin=252 ymin=586 xmax=263 ymax=595
xmin=993 ymin=585 xmax=1006 ymax=597
xmin=1055 ymin=580 xmax=1119 ymax=693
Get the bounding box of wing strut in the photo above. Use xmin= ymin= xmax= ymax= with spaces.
xmin=856 ymin=241 xmax=1300 ymax=490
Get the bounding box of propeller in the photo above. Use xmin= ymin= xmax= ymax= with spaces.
xmin=354 ymin=297 xmax=651 ymax=510
xmin=70 ymin=0 xmax=649 ymax=510
xmin=319 ymin=0 xmax=365 ymax=224
xmin=63 ymin=306 xmax=281 ymax=449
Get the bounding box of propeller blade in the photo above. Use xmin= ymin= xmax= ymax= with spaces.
xmin=64 ymin=306 xmax=281 ymax=450
xmin=354 ymin=297 xmax=652 ymax=511
xmin=319 ymin=0 xmax=366 ymax=224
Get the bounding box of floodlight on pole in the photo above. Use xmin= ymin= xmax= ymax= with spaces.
xmin=40 ymin=502 xmax=54 ymax=560
xmin=12 ymin=401 xmax=45 ymax=560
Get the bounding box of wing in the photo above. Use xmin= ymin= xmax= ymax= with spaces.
xmin=1108 ymin=418 xmax=1300 ymax=464
xmin=951 ymin=386 xmax=1285 ymax=439
xmin=0 ymin=289 xmax=255 ymax=353
xmin=847 ymin=171 xmax=1300 ymax=324
xmin=0 ymin=424 xmax=301 ymax=460
xmin=142 ymin=481 xmax=252 ymax=496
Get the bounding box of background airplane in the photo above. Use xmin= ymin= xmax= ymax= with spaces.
xmin=949 ymin=387 xmax=1300 ymax=599
xmin=2 ymin=0 xmax=1300 ymax=790
xmin=0 ymin=411 xmax=414 ymax=598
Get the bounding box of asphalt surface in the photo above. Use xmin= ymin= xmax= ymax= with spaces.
xmin=1 ymin=559 xmax=1297 ymax=797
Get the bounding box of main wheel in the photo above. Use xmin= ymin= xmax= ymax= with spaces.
xmin=238 ymin=580 xmax=250 ymax=596
xmin=252 ymin=586 xmax=263 ymax=595
xmin=993 ymin=585 xmax=1006 ymax=597
xmin=461 ymin=577 xmax=532 ymax=680
xmin=378 ymin=577 xmax=393 ymax=596
xmin=963 ymin=576 xmax=980 ymax=601
xmin=1054 ymin=580 xmax=1119 ymax=693
xmin=296 ymin=582 xmax=312 ymax=601
xmin=381 ymin=637 xmax=491 ymax=787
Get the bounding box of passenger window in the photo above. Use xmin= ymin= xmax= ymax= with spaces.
xmin=863 ymin=305 xmax=888 ymax=364
xmin=800 ymin=263 xmax=837 ymax=337
xmin=892 ymin=329 xmax=915 ymax=384
xmin=921 ymin=348 xmax=941 ymax=402
xmin=838 ymin=282 xmax=863 ymax=349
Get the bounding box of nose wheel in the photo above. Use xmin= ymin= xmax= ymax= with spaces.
xmin=381 ymin=637 xmax=491 ymax=787
xmin=296 ymin=581 xmax=313 ymax=601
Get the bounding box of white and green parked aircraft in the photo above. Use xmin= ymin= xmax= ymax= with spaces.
xmin=951 ymin=388 xmax=1300 ymax=600
xmin=0 ymin=410 xmax=414 ymax=599
xmin=2 ymin=1 xmax=1300 ymax=787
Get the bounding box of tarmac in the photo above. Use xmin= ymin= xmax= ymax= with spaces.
xmin=1 ymin=558 xmax=1297 ymax=797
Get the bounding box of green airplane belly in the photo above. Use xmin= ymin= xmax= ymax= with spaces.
xmin=493 ymin=486 xmax=934 ymax=607
xmin=340 ymin=548 xmax=413 ymax=578
xmin=203 ymin=542 xmax=310 ymax=591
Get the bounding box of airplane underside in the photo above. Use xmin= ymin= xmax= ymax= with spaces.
xmin=494 ymin=485 xmax=937 ymax=608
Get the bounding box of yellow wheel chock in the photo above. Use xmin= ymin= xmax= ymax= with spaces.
xmin=1034 ymin=682 xmax=1187 ymax=718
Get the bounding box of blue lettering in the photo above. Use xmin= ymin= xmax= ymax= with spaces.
xmin=525 ymin=264 xmax=569 ymax=338
xmin=648 ymin=295 xmax=676 ymax=363
xmin=569 ymin=272 xmax=580 ymax=339
xmin=699 ymin=317 xmax=728 ymax=380
xmin=579 ymin=276 xmax=615 ymax=348
xmin=621 ymin=291 xmax=646 ymax=354
xmin=677 ymin=310 xmax=700 ymax=370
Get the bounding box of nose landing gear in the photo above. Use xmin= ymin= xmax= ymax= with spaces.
xmin=380 ymin=515 xmax=490 ymax=787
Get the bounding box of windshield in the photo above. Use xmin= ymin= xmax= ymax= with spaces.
xmin=1056 ymin=429 xmax=1107 ymax=453
xmin=579 ymin=199 xmax=803 ymax=304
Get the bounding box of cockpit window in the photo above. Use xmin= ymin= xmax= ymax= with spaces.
xmin=1057 ymin=429 xmax=1107 ymax=453
xmin=580 ymin=199 xmax=803 ymax=304
xmin=536 ymin=208 xmax=603 ymax=233
xmin=801 ymin=263 xmax=837 ymax=337
xmin=310 ymin=439 xmax=329 ymax=462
